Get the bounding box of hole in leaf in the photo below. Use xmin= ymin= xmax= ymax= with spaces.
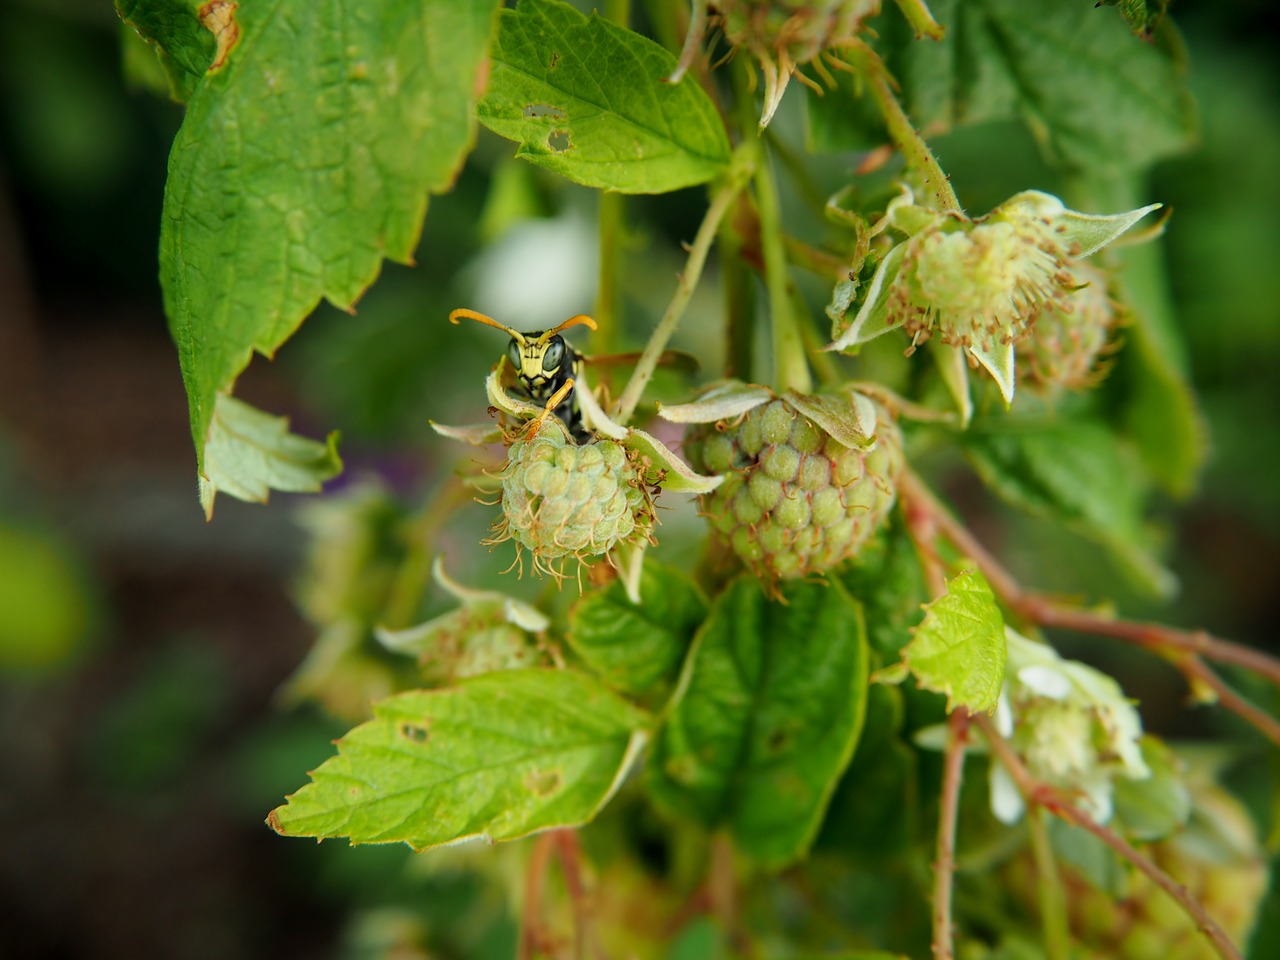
xmin=548 ymin=130 xmax=572 ymax=153
xmin=523 ymin=103 xmax=565 ymax=120
xmin=524 ymin=768 xmax=562 ymax=796
xmin=399 ymin=722 xmax=429 ymax=743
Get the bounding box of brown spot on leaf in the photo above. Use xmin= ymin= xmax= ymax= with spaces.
xmin=524 ymin=103 xmax=565 ymax=120
xmin=199 ymin=0 xmax=240 ymax=72
xmin=524 ymin=768 xmax=562 ymax=796
xmin=399 ymin=722 xmax=430 ymax=743
xmin=549 ymin=52 xmax=560 ymax=69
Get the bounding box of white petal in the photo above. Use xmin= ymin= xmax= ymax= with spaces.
xmin=990 ymin=763 xmax=1025 ymax=824
xmin=1018 ymin=665 xmax=1072 ymax=700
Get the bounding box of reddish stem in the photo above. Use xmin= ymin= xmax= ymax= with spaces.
xmin=975 ymin=714 xmax=1243 ymax=960
xmin=932 ymin=710 xmax=970 ymax=960
xmin=898 ymin=471 xmax=1280 ymax=745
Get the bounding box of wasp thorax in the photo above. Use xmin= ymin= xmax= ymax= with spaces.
xmin=490 ymin=419 xmax=655 ymax=579
xmin=684 ymin=396 xmax=902 ymax=581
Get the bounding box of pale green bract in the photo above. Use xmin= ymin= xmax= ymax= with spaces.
xmin=199 ymin=395 xmax=341 ymax=519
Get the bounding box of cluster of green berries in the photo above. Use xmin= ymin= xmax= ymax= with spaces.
xmin=683 ymin=396 xmax=902 ymax=581
xmin=491 ymin=419 xmax=655 ymax=579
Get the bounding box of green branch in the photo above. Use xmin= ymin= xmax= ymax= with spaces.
xmin=613 ymin=143 xmax=755 ymax=423
xmin=754 ymin=145 xmax=813 ymax=394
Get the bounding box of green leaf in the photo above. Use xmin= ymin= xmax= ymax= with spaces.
xmin=269 ymin=669 xmax=648 ymax=849
xmin=162 ymin=0 xmax=500 ymax=473
xmin=115 ymin=0 xmax=213 ymax=100
xmin=891 ymin=0 xmax=1196 ymax=172
xmin=476 ymin=0 xmax=731 ymax=193
xmin=199 ymin=395 xmax=342 ymax=519
xmin=1112 ymin=737 xmax=1191 ymax=842
xmin=898 ymin=567 xmax=1005 ymax=714
xmin=647 ymin=578 xmax=869 ymax=869
xmin=962 ymin=416 xmax=1176 ymax=597
xmin=817 ymin=684 xmax=917 ymax=858
xmin=567 ymin=561 xmax=707 ymax=697
xmin=1090 ymin=174 xmax=1207 ymax=498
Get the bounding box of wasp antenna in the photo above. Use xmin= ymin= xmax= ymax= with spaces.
xmin=542 ymin=314 xmax=598 ymax=340
xmin=449 ymin=308 xmax=527 ymax=344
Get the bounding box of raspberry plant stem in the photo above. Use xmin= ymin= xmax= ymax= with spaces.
xmin=932 ymin=710 xmax=969 ymax=960
xmin=848 ymin=45 xmax=961 ymax=215
xmin=594 ymin=0 xmax=630 ymax=362
xmin=1026 ymin=805 xmax=1070 ymax=960
xmin=975 ymin=713 xmax=1245 ymax=960
xmin=899 ymin=469 xmax=1280 ymax=745
xmin=754 ymin=144 xmax=813 ymax=394
xmin=613 ymin=143 xmax=755 ymax=423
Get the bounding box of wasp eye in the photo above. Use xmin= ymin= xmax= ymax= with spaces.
xmin=507 ymin=340 xmax=522 ymax=368
xmin=542 ymin=339 xmax=565 ymax=374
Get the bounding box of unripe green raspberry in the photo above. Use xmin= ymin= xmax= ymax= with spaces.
xmin=684 ymin=397 xmax=902 ymax=581
xmin=1015 ymin=263 xmax=1118 ymax=393
xmin=492 ymin=420 xmax=655 ymax=578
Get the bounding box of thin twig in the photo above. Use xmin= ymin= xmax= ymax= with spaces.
xmin=975 ymin=714 xmax=1243 ymax=960
xmin=754 ymin=144 xmax=813 ymax=395
xmin=898 ymin=470 xmax=1280 ymax=722
xmin=932 ymin=710 xmax=969 ymax=960
xmin=552 ymin=830 xmax=608 ymax=960
xmin=1025 ymin=805 xmax=1069 ymax=960
xmin=613 ymin=144 xmax=755 ymax=423
xmin=847 ymin=45 xmax=960 ymax=214
xmin=1178 ymin=656 xmax=1280 ymax=748
xmin=519 ymin=833 xmax=558 ymax=960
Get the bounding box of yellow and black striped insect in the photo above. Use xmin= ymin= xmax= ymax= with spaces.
xmin=450 ymin=308 xmax=598 ymax=439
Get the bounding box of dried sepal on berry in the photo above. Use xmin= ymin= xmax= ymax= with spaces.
xmin=825 ymin=186 xmax=1161 ymax=413
xmin=664 ymin=381 xmax=903 ymax=583
xmin=670 ymin=1 xmax=892 ymax=127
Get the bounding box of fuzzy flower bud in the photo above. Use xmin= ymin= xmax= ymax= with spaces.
xmin=827 ymin=188 xmax=1159 ymax=411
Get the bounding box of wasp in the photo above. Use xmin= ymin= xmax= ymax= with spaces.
xmin=450 ymin=308 xmax=598 ymax=439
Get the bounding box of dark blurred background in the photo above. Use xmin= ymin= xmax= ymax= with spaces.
xmin=1 ymin=1 xmax=1277 ymax=958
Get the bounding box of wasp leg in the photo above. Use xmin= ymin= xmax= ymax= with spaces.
xmin=527 ymin=378 xmax=576 ymax=433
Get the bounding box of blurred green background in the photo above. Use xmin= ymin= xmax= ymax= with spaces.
xmin=1 ymin=1 xmax=1277 ymax=957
